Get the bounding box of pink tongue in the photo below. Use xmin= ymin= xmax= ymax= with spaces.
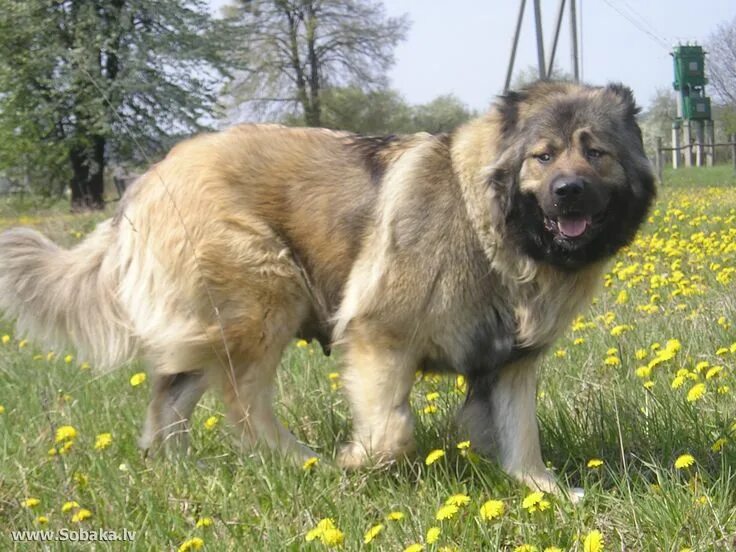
xmin=557 ymin=216 xmax=588 ymax=237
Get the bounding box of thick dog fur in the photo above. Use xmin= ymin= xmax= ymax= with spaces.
xmin=0 ymin=81 xmax=655 ymax=496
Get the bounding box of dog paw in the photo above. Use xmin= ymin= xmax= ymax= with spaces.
xmin=336 ymin=442 xmax=369 ymax=469
xmin=568 ymin=486 xmax=585 ymax=504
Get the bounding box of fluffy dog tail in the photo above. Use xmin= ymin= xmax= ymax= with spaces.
xmin=0 ymin=221 xmax=137 ymax=370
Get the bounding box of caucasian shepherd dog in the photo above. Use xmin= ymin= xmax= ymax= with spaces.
xmin=0 ymin=81 xmax=654 ymax=498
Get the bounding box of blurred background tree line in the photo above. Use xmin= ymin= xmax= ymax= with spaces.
xmin=0 ymin=0 xmax=473 ymax=208
xmin=1 ymin=1 xmax=734 ymax=208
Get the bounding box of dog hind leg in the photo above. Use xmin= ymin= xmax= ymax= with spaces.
xmin=139 ymin=371 xmax=208 ymax=455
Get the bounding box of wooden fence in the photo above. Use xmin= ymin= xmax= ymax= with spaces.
xmin=654 ymin=134 xmax=736 ymax=184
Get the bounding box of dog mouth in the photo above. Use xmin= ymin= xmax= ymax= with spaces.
xmin=544 ymin=214 xmax=593 ymax=240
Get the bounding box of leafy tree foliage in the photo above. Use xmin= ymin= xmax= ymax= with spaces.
xmin=224 ymin=0 xmax=409 ymax=126
xmin=0 ymin=0 xmax=237 ymax=208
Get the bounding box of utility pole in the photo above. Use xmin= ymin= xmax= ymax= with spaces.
xmin=504 ymin=0 xmax=581 ymax=92
xmin=532 ymin=0 xmax=546 ymax=79
xmin=570 ymin=0 xmax=580 ymax=81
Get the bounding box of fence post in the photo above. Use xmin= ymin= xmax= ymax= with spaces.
xmin=656 ymin=137 xmax=664 ymax=184
xmin=732 ymin=134 xmax=736 ymax=175
xmin=672 ymin=121 xmax=681 ymax=169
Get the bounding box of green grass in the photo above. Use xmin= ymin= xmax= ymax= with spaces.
xmin=2 ymin=172 xmax=736 ymax=551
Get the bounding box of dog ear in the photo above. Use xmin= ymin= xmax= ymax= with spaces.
xmin=496 ymin=90 xmax=527 ymax=140
xmin=487 ymin=144 xmax=524 ymax=219
xmin=605 ymin=83 xmax=641 ymax=121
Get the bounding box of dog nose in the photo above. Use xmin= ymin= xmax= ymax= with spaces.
xmin=552 ymin=178 xmax=585 ymax=198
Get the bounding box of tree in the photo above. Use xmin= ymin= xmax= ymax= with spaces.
xmin=707 ymin=16 xmax=736 ymax=107
xmin=282 ymin=86 xmax=475 ymax=136
xmin=411 ymin=94 xmax=476 ymax=134
xmin=223 ymin=0 xmax=409 ymax=127
xmin=640 ymin=88 xmax=677 ymax=157
xmin=707 ymin=17 xmax=736 ymax=135
xmin=0 ymin=0 xmax=238 ymax=209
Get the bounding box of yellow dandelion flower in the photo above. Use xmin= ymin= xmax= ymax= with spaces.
xmin=479 ymin=499 xmax=504 ymax=521
xmin=616 ymin=289 xmax=629 ymax=304
xmin=55 ymin=425 xmax=77 ymax=443
xmin=671 ymin=375 xmax=685 ymax=389
xmin=18 ymin=339 xmax=27 ymax=349
xmin=129 ymin=372 xmax=146 ymax=387
xmin=203 ymin=415 xmax=219 ymax=430
xmin=178 ymin=537 xmax=205 ymax=552
xmin=80 ymin=362 xmax=90 ymax=370
xmin=521 ymin=491 xmax=550 ymax=513
xmin=544 ymin=548 xmax=563 ymax=552
xmin=554 ymin=348 xmax=567 ymax=358
xmin=675 ymin=454 xmax=695 ymax=469
xmin=305 ymin=518 xmax=337 ymax=542
xmin=426 ymin=391 xmax=440 ymax=401
xmin=635 ymin=348 xmax=648 ymax=360
xmin=328 ymin=372 xmax=340 ymax=380
xmin=0 ymin=405 xmax=5 ymax=414
xmin=610 ymin=324 xmax=633 ymax=336
xmin=1 ymin=334 xmax=9 ymax=344
xmin=718 ymin=385 xmax=730 ymax=394
xmin=643 ymin=380 xmax=655 ymax=389
xmin=686 ymin=383 xmax=706 ymax=402
xmin=363 ymin=523 xmax=384 ymax=544
xmin=426 ymin=526 xmax=441 ymax=544
xmin=635 ymin=366 xmax=651 ymax=378
xmin=604 ymin=356 xmax=621 ymax=366
xmin=47 ymin=352 xmax=55 ymax=361
xmin=94 ymin=433 xmax=112 ymax=450
xmin=386 ymin=511 xmax=404 ymax=521
xmin=73 ymin=472 xmax=88 ymax=487
xmin=705 ymin=366 xmax=723 ymax=380
xmin=64 ymin=354 xmax=73 ymax=364
xmin=196 ymin=517 xmax=213 ymax=528
xmin=71 ymin=508 xmax=92 ymax=523
xmin=587 ymin=458 xmax=604 ymax=468
xmin=302 ymin=457 xmax=319 ymax=471
xmin=445 ymin=493 xmax=470 ymax=507
xmin=716 ymin=347 xmax=729 ymax=356
xmin=456 ymin=440 xmax=470 ymax=450
xmin=583 ymin=529 xmax=604 ymax=552
xmin=48 ymin=447 xmax=57 ymax=456
xmin=296 ymin=339 xmax=309 ymax=348
xmin=36 ymin=516 xmax=49 ymax=524
xmin=694 ymin=361 xmax=709 ymax=372
xmin=455 ymin=375 xmax=467 ymax=393
xmin=59 ymin=441 xmax=74 ymax=455
xmin=423 ymin=405 xmax=438 ymax=414
xmin=573 ymin=337 xmax=585 ymax=345
xmin=711 ymin=438 xmax=727 ymax=452
xmin=435 ymin=504 xmax=459 ymax=520
xmin=606 ymin=347 xmax=618 ymax=355
xmin=514 ymin=545 xmax=538 ymax=552
xmin=61 ymin=501 xmax=80 ymax=513
xmin=425 ymin=449 xmax=445 ymax=465
xmin=21 ymin=498 xmax=40 ymax=508
xmin=404 ymin=544 xmax=424 ymax=552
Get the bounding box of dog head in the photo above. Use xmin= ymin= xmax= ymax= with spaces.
xmin=488 ymin=81 xmax=656 ymax=270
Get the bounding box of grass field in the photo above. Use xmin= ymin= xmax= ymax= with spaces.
xmin=1 ymin=167 xmax=736 ymax=551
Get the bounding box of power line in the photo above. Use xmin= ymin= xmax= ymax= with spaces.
xmin=600 ymin=0 xmax=670 ymax=51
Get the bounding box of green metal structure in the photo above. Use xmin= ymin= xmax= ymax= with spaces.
xmin=671 ymin=44 xmax=714 ymax=168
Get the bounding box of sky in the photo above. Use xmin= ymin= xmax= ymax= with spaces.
xmin=209 ymin=0 xmax=736 ymax=112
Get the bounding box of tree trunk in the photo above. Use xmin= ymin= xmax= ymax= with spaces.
xmin=69 ymin=137 xmax=105 ymax=211
xmin=69 ymin=145 xmax=90 ymax=211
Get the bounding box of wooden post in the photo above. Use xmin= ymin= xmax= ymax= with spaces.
xmin=656 ymin=137 xmax=664 ymax=184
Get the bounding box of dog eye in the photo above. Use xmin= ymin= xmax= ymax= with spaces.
xmin=534 ymin=153 xmax=553 ymax=164
xmin=586 ymin=148 xmax=604 ymax=160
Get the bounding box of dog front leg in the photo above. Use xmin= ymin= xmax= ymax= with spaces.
xmin=461 ymin=356 xmax=581 ymax=501
xmin=337 ymin=324 xmax=418 ymax=468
